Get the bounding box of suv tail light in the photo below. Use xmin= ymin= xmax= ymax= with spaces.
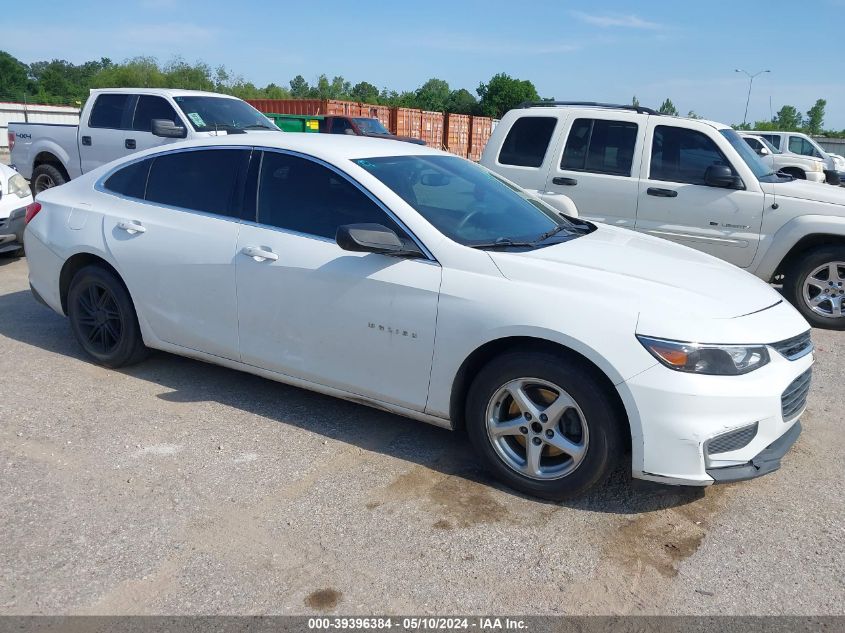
xmin=25 ymin=202 xmax=42 ymax=224
xmin=7 ymin=132 xmax=14 ymax=151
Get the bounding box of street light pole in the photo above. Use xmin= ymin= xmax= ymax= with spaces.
xmin=735 ymin=69 xmax=770 ymax=125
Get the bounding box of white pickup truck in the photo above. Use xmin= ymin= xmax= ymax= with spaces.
xmin=8 ymin=88 xmax=279 ymax=193
xmin=480 ymin=102 xmax=845 ymax=329
xmin=739 ymin=133 xmax=829 ymax=183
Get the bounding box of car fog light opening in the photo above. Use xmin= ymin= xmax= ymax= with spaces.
xmin=636 ymin=335 xmax=770 ymax=375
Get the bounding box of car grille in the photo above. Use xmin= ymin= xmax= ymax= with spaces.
xmin=0 ymin=218 xmax=8 ymax=230
xmin=706 ymin=422 xmax=758 ymax=456
xmin=781 ymin=368 xmax=812 ymax=421
xmin=771 ymin=331 xmax=813 ymax=360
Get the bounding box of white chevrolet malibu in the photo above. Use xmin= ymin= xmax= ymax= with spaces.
xmin=24 ymin=135 xmax=814 ymax=499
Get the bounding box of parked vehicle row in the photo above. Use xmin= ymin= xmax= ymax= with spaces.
xmin=750 ymin=130 xmax=845 ymax=184
xmin=479 ymin=102 xmax=845 ymax=328
xmin=24 ymin=134 xmax=813 ymax=499
xmin=739 ymin=133 xmax=829 ymax=183
xmin=8 ymin=88 xmax=280 ymax=194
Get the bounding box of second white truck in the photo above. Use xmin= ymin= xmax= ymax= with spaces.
xmin=8 ymin=88 xmax=280 ymax=193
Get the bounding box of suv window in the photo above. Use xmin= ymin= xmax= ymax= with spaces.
xmin=498 ymin=117 xmax=557 ymax=168
xmin=103 ymin=159 xmax=152 ymax=199
xmin=145 ymin=149 xmax=247 ymax=216
xmin=650 ymin=126 xmax=735 ymax=185
xmin=257 ymin=151 xmax=402 ymax=240
xmin=759 ymin=134 xmax=782 ymax=150
xmin=330 ymin=118 xmax=353 ymax=134
xmin=788 ymin=136 xmax=821 ymax=158
xmin=744 ymin=137 xmax=763 ymax=151
xmin=89 ymin=94 xmax=131 ymax=129
xmin=132 ymin=95 xmax=180 ymax=132
xmin=561 ymin=118 xmax=638 ymax=176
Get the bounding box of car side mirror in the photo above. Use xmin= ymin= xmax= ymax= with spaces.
xmin=152 ymin=119 xmax=187 ymax=139
xmin=704 ymin=164 xmax=740 ymax=188
xmin=336 ymin=223 xmax=422 ymax=257
xmin=758 ymin=147 xmax=770 ymax=156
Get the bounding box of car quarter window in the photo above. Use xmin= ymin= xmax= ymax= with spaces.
xmin=561 ymin=118 xmax=638 ymax=176
xmin=132 ymin=95 xmax=180 ymax=132
xmin=103 ymin=158 xmax=152 ymax=199
xmin=498 ymin=117 xmax=557 ymax=167
xmin=256 ymin=151 xmax=404 ymax=240
xmin=89 ymin=94 xmax=132 ymax=129
xmin=144 ymin=149 xmax=248 ymax=217
xmin=650 ymin=126 xmax=736 ymax=185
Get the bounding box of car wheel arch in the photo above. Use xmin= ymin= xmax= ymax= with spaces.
xmin=773 ymin=233 xmax=845 ymax=281
xmin=33 ymin=152 xmax=71 ymax=182
xmin=60 ymin=252 xmax=132 ymax=315
xmin=448 ymin=336 xmax=631 ymax=452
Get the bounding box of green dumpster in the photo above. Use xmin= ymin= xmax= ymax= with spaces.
xmin=267 ymin=113 xmax=323 ymax=133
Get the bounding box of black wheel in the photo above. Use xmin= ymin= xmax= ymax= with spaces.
xmin=465 ymin=351 xmax=624 ymax=500
xmin=785 ymin=247 xmax=845 ymax=330
xmin=67 ymin=265 xmax=148 ymax=367
xmin=31 ymin=164 xmax=67 ymax=194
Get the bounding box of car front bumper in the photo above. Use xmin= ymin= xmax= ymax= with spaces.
xmin=0 ymin=206 xmax=26 ymax=254
xmin=806 ymin=171 xmax=827 ymax=183
xmin=619 ymin=341 xmax=813 ymax=486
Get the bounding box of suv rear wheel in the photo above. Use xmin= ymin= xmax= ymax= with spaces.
xmin=465 ymin=351 xmax=624 ymax=500
xmin=785 ymin=247 xmax=845 ymax=330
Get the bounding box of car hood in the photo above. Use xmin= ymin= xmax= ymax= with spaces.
xmin=765 ymin=178 xmax=845 ymax=205
xmin=488 ymin=224 xmax=783 ymax=321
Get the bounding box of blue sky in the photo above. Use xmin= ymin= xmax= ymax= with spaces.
xmin=5 ymin=0 xmax=845 ymax=128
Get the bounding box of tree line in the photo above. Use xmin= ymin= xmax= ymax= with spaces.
xmin=0 ymin=50 xmax=543 ymax=119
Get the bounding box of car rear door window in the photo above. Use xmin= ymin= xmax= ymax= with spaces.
xmin=103 ymin=158 xmax=152 ymax=199
xmin=256 ymin=151 xmax=402 ymax=239
xmin=145 ymin=149 xmax=248 ymax=217
xmin=561 ymin=118 xmax=638 ymax=176
xmin=650 ymin=126 xmax=735 ymax=185
xmin=89 ymin=94 xmax=131 ymax=129
xmin=132 ymin=95 xmax=180 ymax=132
xmin=759 ymin=134 xmax=782 ymax=150
xmin=498 ymin=117 xmax=557 ymax=167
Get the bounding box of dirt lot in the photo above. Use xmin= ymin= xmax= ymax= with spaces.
xmin=0 ymin=255 xmax=842 ymax=615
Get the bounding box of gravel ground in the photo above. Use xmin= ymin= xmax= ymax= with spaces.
xmin=0 ymin=255 xmax=842 ymax=615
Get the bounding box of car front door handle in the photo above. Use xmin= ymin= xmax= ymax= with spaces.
xmin=241 ymin=246 xmax=279 ymax=262
xmin=125 ymin=139 xmax=136 ymax=149
xmin=117 ymin=220 xmax=146 ymax=234
xmin=552 ymin=177 xmax=578 ymax=186
xmin=647 ymin=187 xmax=678 ymax=197
xmin=81 ymin=136 xmax=92 ymax=146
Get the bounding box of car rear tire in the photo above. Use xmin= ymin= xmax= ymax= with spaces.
xmin=785 ymin=247 xmax=845 ymax=330
xmin=465 ymin=350 xmax=624 ymax=500
xmin=32 ymin=164 xmax=67 ymax=194
xmin=67 ymin=265 xmax=149 ymax=367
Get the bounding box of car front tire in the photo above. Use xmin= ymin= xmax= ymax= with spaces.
xmin=465 ymin=350 xmax=624 ymax=500
xmin=31 ymin=164 xmax=67 ymax=194
xmin=67 ymin=265 xmax=149 ymax=367
xmin=786 ymin=247 xmax=845 ymax=330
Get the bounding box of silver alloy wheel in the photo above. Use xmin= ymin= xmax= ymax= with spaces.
xmin=802 ymin=261 xmax=845 ymax=319
xmin=485 ymin=377 xmax=589 ymax=480
xmin=34 ymin=173 xmax=56 ymax=194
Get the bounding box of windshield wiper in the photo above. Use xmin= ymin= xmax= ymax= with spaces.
xmin=468 ymin=237 xmax=537 ymax=250
xmin=243 ymin=124 xmax=275 ymax=130
xmin=531 ymin=225 xmax=569 ymax=244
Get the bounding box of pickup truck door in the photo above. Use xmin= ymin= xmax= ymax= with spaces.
xmin=79 ymin=93 xmax=137 ymax=174
xmin=634 ymin=121 xmax=764 ymax=268
xmin=128 ymin=95 xmax=188 ymax=153
xmin=542 ymin=111 xmax=643 ymax=228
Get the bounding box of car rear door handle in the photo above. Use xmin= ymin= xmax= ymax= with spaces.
xmin=241 ymin=246 xmax=279 ymax=262
xmin=117 ymin=220 xmax=146 ymax=234
xmin=125 ymin=139 xmax=136 ymax=149
xmin=647 ymin=187 xmax=678 ymax=197
xmin=552 ymin=177 xmax=578 ymax=186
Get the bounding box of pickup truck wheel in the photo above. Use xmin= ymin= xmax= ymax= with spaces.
xmin=786 ymin=247 xmax=845 ymax=330
xmin=32 ymin=164 xmax=67 ymax=194
xmin=465 ymin=351 xmax=623 ymax=500
xmin=67 ymin=265 xmax=149 ymax=367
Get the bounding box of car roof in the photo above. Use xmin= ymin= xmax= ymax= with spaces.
xmin=129 ymin=133 xmax=447 ymax=163
xmin=517 ymin=104 xmax=731 ymax=130
xmin=88 ymin=87 xmax=240 ymax=99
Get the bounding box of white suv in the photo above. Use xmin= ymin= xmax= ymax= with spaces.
xmin=752 ymin=130 xmax=844 ymax=184
xmin=481 ymin=102 xmax=845 ymax=329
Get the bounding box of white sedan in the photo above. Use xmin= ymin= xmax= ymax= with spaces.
xmin=0 ymin=163 xmax=33 ymax=255
xmin=24 ymin=135 xmax=813 ymax=499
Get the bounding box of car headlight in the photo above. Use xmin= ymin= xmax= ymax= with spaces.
xmin=637 ymin=335 xmax=770 ymax=375
xmin=811 ymin=161 xmax=824 ymax=172
xmin=8 ymin=173 xmax=31 ymax=198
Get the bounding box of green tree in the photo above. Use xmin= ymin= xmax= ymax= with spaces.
xmin=289 ymin=75 xmax=310 ymax=98
xmin=773 ymin=105 xmax=803 ymax=130
xmin=476 ymin=73 xmax=540 ymax=118
xmin=658 ymin=98 xmax=678 ymax=116
xmin=447 ymin=88 xmax=477 ymax=114
xmin=263 ymin=83 xmax=290 ymax=99
xmin=805 ymin=99 xmax=826 ymax=135
xmin=0 ymin=51 xmax=31 ymax=100
xmin=350 ymin=81 xmax=380 ymax=104
xmin=415 ymin=78 xmax=451 ymax=111
xmin=687 ymin=110 xmax=702 ymax=119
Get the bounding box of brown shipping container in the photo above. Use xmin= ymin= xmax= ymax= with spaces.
xmin=391 ymin=108 xmax=422 ymax=139
xmin=248 ymin=99 xmax=389 ymax=128
xmin=468 ymin=116 xmax=494 ymax=161
xmin=359 ymin=103 xmax=391 ymax=130
xmin=420 ymin=111 xmax=445 ymax=149
xmin=444 ymin=113 xmax=471 ymax=158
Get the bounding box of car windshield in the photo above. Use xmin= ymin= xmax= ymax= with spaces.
xmin=720 ymin=129 xmax=777 ymax=180
xmin=354 ymin=118 xmax=390 ymax=135
xmin=354 ymin=155 xmax=588 ymax=248
xmin=173 ymin=96 xmax=276 ymax=132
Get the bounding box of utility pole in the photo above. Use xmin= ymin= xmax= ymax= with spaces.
xmin=735 ymin=69 xmax=770 ymax=125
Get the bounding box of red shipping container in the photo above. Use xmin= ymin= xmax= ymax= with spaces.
xmin=468 ymin=116 xmax=493 ymax=162
xmin=420 ymin=110 xmax=445 ymax=149
xmin=444 ymin=113 xmax=471 ymax=158
xmin=391 ymin=107 xmax=422 ymax=139
xmin=360 ymin=103 xmax=391 ymax=130
xmin=247 ymin=99 xmax=323 ymax=115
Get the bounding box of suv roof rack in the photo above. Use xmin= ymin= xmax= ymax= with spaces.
xmin=518 ymin=101 xmax=660 ymax=115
